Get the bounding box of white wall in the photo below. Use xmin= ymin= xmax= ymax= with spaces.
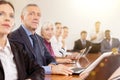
xmin=10 ymin=0 xmax=120 ymax=49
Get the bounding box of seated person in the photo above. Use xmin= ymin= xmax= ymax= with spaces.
xmin=101 ymin=30 xmax=120 ymax=53
xmin=0 ymin=1 xmax=44 ymax=80
xmin=50 ymin=22 xmax=78 ymax=57
xmin=8 ymin=4 xmax=73 ymax=76
xmin=50 ymin=22 xmax=66 ymax=57
xmin=73 ymin=31 xmax=91 ymax=53
xmin=41 ymin=21 xmax=72 ymax=63
xmin=60 ymin=26 xmax=69 ymax=52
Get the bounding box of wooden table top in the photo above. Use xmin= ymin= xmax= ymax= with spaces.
xmin=45 ymin=53 xmax=101 ymax=80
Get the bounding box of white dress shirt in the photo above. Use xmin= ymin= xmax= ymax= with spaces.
xmin=0 ymin=39 xmax=18 ymax=80
xmin=90 ymin=30 xmax=104 ymax=43
xmin=50 ymin=36 xmax=66 ymax=57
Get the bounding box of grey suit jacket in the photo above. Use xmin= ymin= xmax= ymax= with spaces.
xmin=101 ymin=38 xmax=120 ymax=53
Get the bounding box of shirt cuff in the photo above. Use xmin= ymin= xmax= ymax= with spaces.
xmin=42 ymin=66 xmax=52 ymax=74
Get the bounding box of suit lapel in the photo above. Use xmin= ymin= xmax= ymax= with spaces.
xmin=0 ymin=61 xmax=3 ymax=70
xmin=10 ymin=43 xmax=23 ymax=79
xmin=18 ymin=26 xmax=35 ymax=55
xmin=79 ymin=39 xmax=84 ymax=48
xmin=36 ymin=35 xmax=44 ymax=57
xmin=0 ymin=61 xmax=4 ymax=80
xmin=18 ymin=26 xmax=46 ymax=65
xmin=105 ymin=39 xmax=111 ymax=48
xmin=111 ymin=38 xmax=116 ymax=48
xmin=86 ymin=41 xmax=89 ymax=47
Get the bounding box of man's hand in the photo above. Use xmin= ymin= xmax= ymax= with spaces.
xmin=49 ymin=64 xmax=73 ymax=76
xmin=66 ymin=52 xmax=79 ymax=59
xmin=56 ymin=58 xmax=72 ymax=63
xmin=25 ymin=79 xmax=31 ymax=80
xmin=91 ymin=35 xmax=97 ymax=41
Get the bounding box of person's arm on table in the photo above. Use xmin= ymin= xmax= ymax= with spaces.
xmin=48 ymin=64 xmax=73 ymax=76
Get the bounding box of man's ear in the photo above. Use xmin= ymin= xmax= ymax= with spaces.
xmin=21 ymin=15 xmax=24 ymax=20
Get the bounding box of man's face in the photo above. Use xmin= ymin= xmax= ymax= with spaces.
xmin=62 ymin=28 xmax=68 ymax=39
xmin=95 ymin=22 xmax=100 ymax=32
xmin=21 ymin=6 xmax=41 ymax=32
xmin=81 ymin=33 xmax=87 ymax=40
xmin=105 ymin=31 xmax=111 ymax=40
xmin=55 ymin=24 xmax=62 ymax=37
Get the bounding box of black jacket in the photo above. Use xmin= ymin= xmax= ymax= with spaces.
xmin=0 ymin=41 xmax=44 ymax=80
xmin=73 ymin=39 xmax=91 ymax=52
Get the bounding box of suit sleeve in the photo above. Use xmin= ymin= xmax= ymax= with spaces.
xmin=73 ymin=41 xmax=80 ymax=52
xmin=115 ymin=39 xmax=120 ymax=53
xmin=43 ymin=42 xmax=57 ymax=65
xmin=39 ymin=36 xmax=57 ymax=65
xmin=101 ymin=40 xmax=111 ymax=53
xmin=22 ymin=49 xmax=45 ymax=80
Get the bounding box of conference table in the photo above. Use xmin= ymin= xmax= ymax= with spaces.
xmin=45 ymin=53 xmax=101 ymax=80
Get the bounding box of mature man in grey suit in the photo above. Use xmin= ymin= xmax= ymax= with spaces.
xmin=8 ymin=4 xmax=73 ymax=76
xmin=101 ymin=30 xmax=120 ymax=53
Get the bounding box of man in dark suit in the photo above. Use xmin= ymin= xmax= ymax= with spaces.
xmin=73 ymin=31 xmax=91 ymax=53
xmin=8 ymin=4 xmax=73 ymax=75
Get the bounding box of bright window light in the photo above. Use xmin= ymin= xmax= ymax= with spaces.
xmin=70 ymin=0 xmax=119 ymax=16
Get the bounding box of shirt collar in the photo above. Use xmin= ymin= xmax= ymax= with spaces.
xmin=44 ymin=39 xmax=50 ymax=44
xmin=81 ymin=39 xmax=85 ymax=42
xmin=21 ymin=24 xmax=33 ymax=36
xmin=0 ymin=39 xmax=11 ymax=51
xmin=6 ymin=39 xmax=11 ymax=49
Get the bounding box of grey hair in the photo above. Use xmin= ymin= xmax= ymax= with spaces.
xmin=21 ymin=4 xmax=39 ymax=15
xmin=40 ymin=21 xmax=55 ymax=35
xmin=41 ymin=21 xmax=54 ymax=30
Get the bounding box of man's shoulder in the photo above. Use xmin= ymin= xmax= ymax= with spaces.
xmin=86 ymin=40 xmax=91 ymax=43
xmin=113 ymin=38 xmax=119 ymax=40
xmin=101 ymin=39 xmax=107 ymax=43
xmin=8 ymin=26 xmax=23 ymax=37
xmin=112 ymin=38 xmax=120 ymax=42
xmin=75 ymin=39 xmax=81 ymax=42
xmin=36 ymin=34 xmax=43 ymax=40
xmin=9 ymin=40 xmax=25 ymax=50
xmin=8 ymin=26 xmax=26 ymax=44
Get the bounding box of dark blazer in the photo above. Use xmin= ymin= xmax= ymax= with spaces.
xmin=8 ymin=26 xmax=56 ymax=66
xmin=0 ymin=41 xmax=44 ymax=80
xmin=73 ymin=39 xmax=91 ymax=52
